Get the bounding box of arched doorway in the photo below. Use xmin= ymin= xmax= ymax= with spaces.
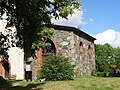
xmin=37 ymin=38 xmax=57 ymax=71
xmin=42 ymin=38 xmax=56 ymax=60
xmin=0 ymin=59 xmax=11 ymax=79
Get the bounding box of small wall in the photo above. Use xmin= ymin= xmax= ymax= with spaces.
xmin=8 ymin=47 xmax=24 ymax=80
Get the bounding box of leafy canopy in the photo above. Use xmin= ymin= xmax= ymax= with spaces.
xmin=95 ymin=44 xmax=120 ymax=72
xmin=0 ymin=0 xmax=81 ymax=56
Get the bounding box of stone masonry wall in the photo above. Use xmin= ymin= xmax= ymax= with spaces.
xmin=31 ymin=28 xmax=96 ymax=80
xmin=54 ymin=29 xmax=96 ymax=76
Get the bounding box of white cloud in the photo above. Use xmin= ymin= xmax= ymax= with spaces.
xmin=51 ymin=9 xmax=84 ymax=27
xmin=1 ymin=9 xmax=84 ymax=32
xmin=89 ymin=18 xmax=94 ymax=23
xmin=92 ymin=29 xmax=120 ymax=47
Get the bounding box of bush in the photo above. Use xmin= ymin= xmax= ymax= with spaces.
xmin=96 ymin=72 xmax=106 ymax=77
xmin=38 ymin=54 xmax=75 ymax=81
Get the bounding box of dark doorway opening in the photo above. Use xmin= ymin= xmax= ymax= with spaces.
xmin=0 ymin=60 xmax=10 ymax=79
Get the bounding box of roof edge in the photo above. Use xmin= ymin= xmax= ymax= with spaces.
xmin=47 ymin=24 xmax=96 ymax=42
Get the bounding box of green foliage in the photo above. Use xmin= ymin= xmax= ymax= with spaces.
xmin=96 ymin=72 xmax=106 ymax=77
xmin=32 ymin=27 xmax=55 ymax=49
xmin=95 ymin=43 xmax=120 ymax=73
xmin=38 ymin=54 xmax=75 ymax=81
xmin=95 ymin=44 xmax=113 ymax=72
xmin=0 ymin=33 xmax=9 ymax=59
xmin=0 ymin=0 xmax=81 ymax=56
xmin=113 ymin=48 xmax=120 ymax=68
xmin=37 ymin=27 xmax=55 ymax=38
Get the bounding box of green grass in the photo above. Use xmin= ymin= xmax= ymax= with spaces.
xmin=43 ymin=76 xmax=120 ymax=90
xmin=1 ymin=76 xmax=120 ymax=90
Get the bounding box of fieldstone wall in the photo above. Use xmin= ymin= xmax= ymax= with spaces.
xmin=54 ymin=29 xmax=96 ymax=76
xmin=30 ymin=27 xmax=96 ymax=80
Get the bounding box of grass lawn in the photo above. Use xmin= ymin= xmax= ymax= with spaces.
xmin=1 ymin=76 xmax=120 ymax=90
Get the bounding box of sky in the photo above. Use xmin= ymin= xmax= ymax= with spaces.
xmin=1 ymin=1 xmax=120 ymax=47
xmin=80 ymin=0 xmax=120 ymax=34
xmin=52 ymin=0 xmax=120 ymax=47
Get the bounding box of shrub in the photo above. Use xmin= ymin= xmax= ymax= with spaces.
xmin=96 ymin=72 xmax=106 ymax=77
xmin=38 ymin=54 xmax=75 ymax=81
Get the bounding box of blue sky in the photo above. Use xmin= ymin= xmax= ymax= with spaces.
xmin=1 ymin=1 xmax=120 ymax=47
xmin=80 ymin=0 xmax=120 ymax=34
xmin=51 ymin=0 xmax=120 ymax=47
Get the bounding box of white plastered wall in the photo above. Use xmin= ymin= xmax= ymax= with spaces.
xmin=8 ymin=47 xmax=24 ymax=80
xmin=0 ymin=17 xmax=24 ymax=80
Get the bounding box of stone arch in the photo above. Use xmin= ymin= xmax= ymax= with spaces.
xmin=42 ymin=38 xmax=58 ymax=56
xmin=37 ymin=38 xmax=58 ymax=71
xmin=0 ymin=59 xmax=11 ymax=79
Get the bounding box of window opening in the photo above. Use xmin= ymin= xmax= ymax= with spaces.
xmin=79 ymin=41 xmax=84 ymax=54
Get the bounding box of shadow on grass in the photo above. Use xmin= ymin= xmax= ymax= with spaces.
xmin=0 ymin=76 xmax=44 ymax=90
xmin=0 ymin=76 xmax=11 ymax=88
xmin=9 ymin=83 xmax=44 ymax=90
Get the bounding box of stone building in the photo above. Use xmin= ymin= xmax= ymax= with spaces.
xmin=31 ymin=25 xmax=96 ymax=80
xmin=0 ymin=25 xmax=96 ymax=80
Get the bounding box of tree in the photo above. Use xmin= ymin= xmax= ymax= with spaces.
xmin=0 ymin=0 xmax=81 ymax=56
xmin=95 ymin=44 xmax=114 ymax=72
xmin=113 ymin=47 xmax=120 ymax=68
xmin=0 ymin=28 xmax=20 ymax=58
xmin=95 ymin=43 xmax=120 ymax=73
xmin=0 ymin=32 xmax=9 ymax=59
